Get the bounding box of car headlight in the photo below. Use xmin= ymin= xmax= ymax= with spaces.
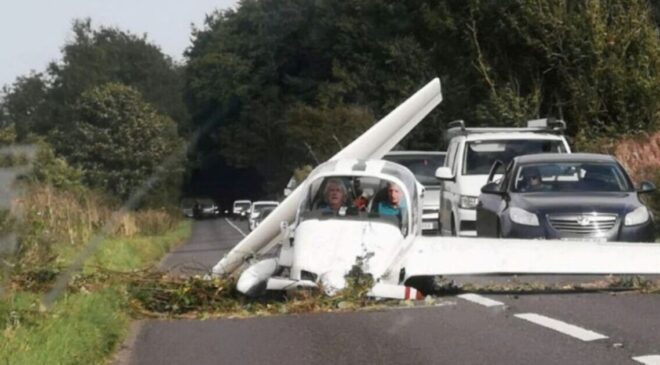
xmin=625 ymin=206 xmax=650 ymax=226
xmin=509 ymin=207 xmax=540 ymax=226
xmin=459 ymin=195 xmax=479 ymax=209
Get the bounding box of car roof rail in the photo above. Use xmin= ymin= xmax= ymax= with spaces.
xmin=444 ymin=117 xmax=566 ymax=141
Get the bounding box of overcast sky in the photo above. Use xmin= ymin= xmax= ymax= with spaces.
xmin=0 ymin=0 xmax=237 ymax=88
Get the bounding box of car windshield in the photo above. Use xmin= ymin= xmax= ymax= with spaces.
xmin=464 ymin=139 xmax=566 ymax=175
xmin=253 ymin=203 xmax=277 ymax=213
xmin=383 ymin=154 xmax=445 ymax=186
xmin=299 ymin=175 xmax=409 ymax=233
xmin=512 ymin=162 xmax=632 ymax=192
xmin=235 ymin=202 xmax=250 ymax=209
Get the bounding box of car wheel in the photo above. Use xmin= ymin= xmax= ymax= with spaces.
xmin=450 ymin=215 xmax=457 ymax=236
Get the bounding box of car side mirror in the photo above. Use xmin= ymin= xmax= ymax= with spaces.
xmin=481 ymin=182 xmax=505 ymax=195
xmin=638 ymin=181 xmax=656 ymax=194
xmin=435 ymin=166 xmax=455 ymax=181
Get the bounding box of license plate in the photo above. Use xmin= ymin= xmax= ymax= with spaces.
xmin=422 ymin=222 xmax=434 ymax=230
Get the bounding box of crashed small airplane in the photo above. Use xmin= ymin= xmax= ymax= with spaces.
xmin=213 ymin=78 xmax=660 ymax=300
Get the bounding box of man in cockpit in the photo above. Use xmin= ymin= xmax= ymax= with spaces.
xmin=319 ymin=178 xmax=349 ymax=214
xmin=377 ymin=182 xmax=405 ymax=219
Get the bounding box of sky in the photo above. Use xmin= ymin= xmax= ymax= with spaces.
xmin=0 ymin=0 xmax=238 ymax=88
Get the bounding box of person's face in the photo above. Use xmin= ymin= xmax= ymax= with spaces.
xmin=325 ymin=183 xmax=345 ymax=209
xmin=529 ymin=175 xmax=541 ymax=186
xmin=387 ymin=184 xmax=402 ymax=206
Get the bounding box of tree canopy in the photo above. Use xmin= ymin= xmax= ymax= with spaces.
xmin=55 ymin=82 xmax=182 ymax=204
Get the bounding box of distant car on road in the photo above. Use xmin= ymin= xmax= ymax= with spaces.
xmin=232 ymin=199 xmax=252 ymax=220
xmin=384 ymin=151 xmax=446 ymax=234
xmin=476 ymin=153 xmax=656 ymax=242
xmin=248 ymin=201 xmax=280 ymax=231
xmin=253 ymin=206 xmax=276 ymax=230
xmin=192 ymin=198 xmax=220 ymax=219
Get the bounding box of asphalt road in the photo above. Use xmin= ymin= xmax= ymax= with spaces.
xmin=116 ymin=217 xmax=660 ymax=365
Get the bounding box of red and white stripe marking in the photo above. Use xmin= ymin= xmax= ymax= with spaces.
xmin=404 ymin=286 xmax=424 ymax=300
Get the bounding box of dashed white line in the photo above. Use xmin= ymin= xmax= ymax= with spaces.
xmin=633 ymin=355 xmax=660 ymax=365
xmin=514 ymin=313 xmax=608 ymax=342
xmin=457 ymin=293 xmax=505 ymax=307
xmin=224 ymin=218 xmax=247 ymax=237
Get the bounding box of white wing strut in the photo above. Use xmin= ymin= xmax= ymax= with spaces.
xmin=403 ymin=236 xmax=660 ymax=279
xmin=213 ymin=78 xmax=443 ymax=276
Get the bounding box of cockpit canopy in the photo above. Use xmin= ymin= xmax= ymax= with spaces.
xmin=297 ymin=160 xmax=420 ymax=236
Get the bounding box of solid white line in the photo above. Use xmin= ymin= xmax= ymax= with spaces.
xmin=514 ymin=313 xmax=608 ymax=342
xmin=633 ymin=355 xmax=660 ymax=365
xmin=457 ymin=293 xmax=505 ymax=307
xmin=224 ymin=218 xmax=247 ymax=237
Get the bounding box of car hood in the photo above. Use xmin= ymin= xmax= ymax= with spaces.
xmin=512 ymin=192 xmax=639 ymax=215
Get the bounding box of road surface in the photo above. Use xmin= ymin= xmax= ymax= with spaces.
xmin=115 ymin=217 xmax=660 ymax=365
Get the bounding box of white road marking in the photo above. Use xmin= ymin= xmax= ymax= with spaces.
xmin=633 ymin=355 xmax=660 ymax=365
xmin=224 ymin=218 xmax=247 ymax=237
xmin=457 ymin=293 xmax=505 ymax=307
xmin=514 ymin=313 xmax=608 ymax=342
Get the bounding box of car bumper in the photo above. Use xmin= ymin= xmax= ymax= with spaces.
xmin=422 ymin=210 xmax=439 ymax=233
xmin=503 ymin=218 xmax=655 ymax=242
xmin=457 ymin=208 xmax=477 ymax=237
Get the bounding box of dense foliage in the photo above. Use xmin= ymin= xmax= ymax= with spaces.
xmin=0 ymin=1 xmax=659 ymax=198
xmin=185 ymin=0 xmax=660 ymax=193
xmin=54 ymin=83 xmax=183 ymax=202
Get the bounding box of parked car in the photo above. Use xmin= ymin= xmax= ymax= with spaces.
xmin=384 ymin=151 xmax=446 ymax=234
xmin=253 ymin=206 xmax=276 ymax=230
xmin=232 ymin=199 xmax=252 ymax=220
xmin=248 ymin=201 xmax=280 ymax=231
xmin=435 ymin=118 xmax=571 ymax=236
xmin=476 ymin=153 xmax=656 ymax=242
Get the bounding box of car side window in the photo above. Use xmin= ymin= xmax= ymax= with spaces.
xmin=501 ymin=161 xmax=514 ymax=190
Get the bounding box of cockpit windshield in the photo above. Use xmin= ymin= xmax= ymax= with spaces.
xmin=299 ymin=175 xmax=410 ymax=233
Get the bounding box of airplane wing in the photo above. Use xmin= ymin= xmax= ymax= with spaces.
xmin=402 ymin=236 xmax=660 ymax=280
xmin=213 ymin=78 xmax=442 ymax=276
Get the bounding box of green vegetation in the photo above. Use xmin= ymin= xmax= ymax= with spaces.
xmin=182 ymin=0 xmax=660 ymax=192
xmin=0 ymin=1 xmax=658 ymax=361
xmin=0 ymin=218 xmax=190 ymax=364
xmin=54 ymin=82 xmax=184 ymax=203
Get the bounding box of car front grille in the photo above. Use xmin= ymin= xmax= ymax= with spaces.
xmin=547 ymin=213 xmax=617 ymax=236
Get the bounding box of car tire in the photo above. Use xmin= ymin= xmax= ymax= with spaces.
xmin=450 ymin=215 xmax=457 ymax=236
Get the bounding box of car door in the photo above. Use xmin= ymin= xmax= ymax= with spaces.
xmin=439 ymin=139 xmax=459 ymax=234
xmin=477 ymin=161 xmax=510 ymax=237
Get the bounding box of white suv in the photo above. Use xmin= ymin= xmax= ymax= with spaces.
xmin=435 ymin=119 xmax=571 ymax=236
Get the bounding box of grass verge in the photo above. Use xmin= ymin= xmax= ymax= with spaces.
xmin=0 ymin=221 xmax=190 ymax=365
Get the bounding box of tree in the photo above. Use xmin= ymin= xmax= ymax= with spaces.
xmin=54 ymin=83 xmax=183 ymax=204
xmin=0 ymin=73 xmax=49 ymax=141
xmin=43 ymin=19 xmax=190 ymax=136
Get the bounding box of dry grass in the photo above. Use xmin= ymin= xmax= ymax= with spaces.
xmin=12 ymin=184 xmax=181 ymax=268
xmin=613 ymin=131 xmax=660 ymax=183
